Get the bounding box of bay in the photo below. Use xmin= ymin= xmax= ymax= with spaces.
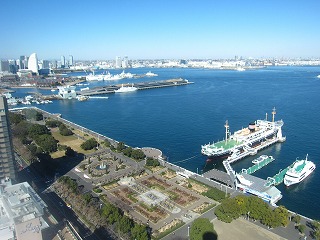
xmin=11 ymin=66 xmax=320 ymax=220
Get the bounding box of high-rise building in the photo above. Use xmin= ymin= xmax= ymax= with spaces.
xmin=19 ymin=56 xmax=27 ymax=69
xmin=0 ymin=60 xmax=10 ymax=72
xmin=28 ymin=53 xmax=39 ymax=74
xmin=115 ymin=56 xmax=122 ymax=68
xmin=68 ymin=55 xmax=74 ymax=67
xmin=60 ymin=56 xmax=65 ymax=68
xmin=41 ymin=60 xmax=50 ymax=69
xmin=0 ymin=97 xmax=16 ymax=182
xmin=122 ymin=56 xmax=129 ymax=68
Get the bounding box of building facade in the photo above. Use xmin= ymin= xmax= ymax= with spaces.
xmin=27 ymin=53 xmax=39 ymax=74
xmin=0 ymin=97 xmax=16 ymax=181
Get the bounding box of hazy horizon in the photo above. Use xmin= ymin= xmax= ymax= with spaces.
xmin=1 ymin=0 xmax=319 ymax=60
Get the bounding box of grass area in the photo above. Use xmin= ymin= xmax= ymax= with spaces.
xmin=51 ymin=130 xmax=96 ymax=155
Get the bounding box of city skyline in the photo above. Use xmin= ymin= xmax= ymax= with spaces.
xmin=0 ymin=0 xmax=319 ymax=60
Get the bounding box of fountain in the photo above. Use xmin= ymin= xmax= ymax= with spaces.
xmin=96 ymin=161 xmax=107 ymax=170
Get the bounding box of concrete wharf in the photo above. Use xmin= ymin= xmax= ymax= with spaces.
xmin=77 ymin=78 xmax=192 ymax=96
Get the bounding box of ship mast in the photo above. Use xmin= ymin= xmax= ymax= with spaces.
xmin=265 ymin=113 xmax=268 ymax=121
xmin=225 ymin=120 xmax=230 ymax=143
xmin=272 ymin=107 xmax=276 ymax=122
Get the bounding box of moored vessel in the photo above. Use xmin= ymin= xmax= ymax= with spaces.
xmin=284 ymin=154 xmax=316 ymax=187
xmin=201 ymin=108 xmax=286 ymax=161
xmin=114 ymin=84 xmax=138 ymax=93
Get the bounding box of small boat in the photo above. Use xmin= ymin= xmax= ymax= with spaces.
xmin=252 ymin=155 xmax=270 ymax=164
xmin=284 ymin=154 xmax=316 ymax=187
xmin=145 ymin=71 xmax=158 ymax=77
xmin=77 ymin=95 xmax=89 ymax=101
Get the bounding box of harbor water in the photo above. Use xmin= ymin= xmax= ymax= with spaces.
xmin=11 ymin=66 xmax=320 ymax=220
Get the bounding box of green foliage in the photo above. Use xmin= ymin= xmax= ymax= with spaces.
xmin=131 ymin=149 xmax=146 ymax=160
xmin=58 ymin=176 xmax=79 ymax=194
xmin=81 ymin=138 xmax=98 ymax=150
xmin=35 ymin=112 xmax=43 ymax=121
xmin=214 ymin=195 xmax=289 ymax=229
xmin=202 ymin=188 xmax=227 ymax=202
xmin=59 ymin=123 xmax=73 ymax=136
xmin=23 ymin=109 xmax=42 ymax=121
xmin=45 ymin=120 xmax=61 ymax=128
xmin=116 ymin=142 xmax=126 ymax=151
xmin=28 ymin=124 xmax=49 ymax=138
xmin=82 ymin=192 xmax=92 ymax=204
xmin=146 ymin=157 xmax=160 ymax=167
xmin=13 ymin=121 xmax=31 ymax=138
xmin=131 ymin=223 xmax=148 ymax=240
xmin=118 ymin=215 xmax=134 ymax=234
xmin=297 ymin=224 xmax=306 ymax=234
xmin=101 ymin=202 xmax=121 ymax=224
xmin=34 ymin=134 xmax=58 ymax=153
xmin=190 ymin=218 xmax=217 ymax=240
xmin=93 ymin=187 xmax=102 ymax=193
xmin=123 ymin=147 xmax=133 ymax=156
xmin=9 ymin=112 xmax=25 ymax=125
xmin=103 ymin=139 xmax=111 ymax=147
xmin=292 ymin=214 xmax=301 ymax=224
xmin=312 ymin=220 xmax=320 ymax=240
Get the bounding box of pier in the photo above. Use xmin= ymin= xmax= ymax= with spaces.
xmin=77 ymin=78 xmax=192 ymax=96
xmin=240 ymin=155 xmax=275 ymax=175
xmin=265 ymin=160 xmax=298 ymax=187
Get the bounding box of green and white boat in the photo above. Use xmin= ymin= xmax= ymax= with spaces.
xmin=201 ymin=108 xmax=285 ymax=160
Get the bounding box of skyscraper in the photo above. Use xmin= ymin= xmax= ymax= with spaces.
xmin=28 ymin=53 xmax=39 ymax=74
xmin=122 ymin=56 xmax=129 ymax=68
xmin=115 ymin=56 xmax=122 ymax=68
xmin=60 ymin=55 xmax=66 ymax=68
xmin=68 ymin=55 xmax=74 ymax=67
xmin=0 ymin=97 xmax=16 ymax=182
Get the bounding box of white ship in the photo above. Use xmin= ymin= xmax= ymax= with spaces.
xmin=145 ymin=71 xmax=158 ymax=77
xmin=201 ymin=108 xmax=286 ymax=160
xmin=115 ymin=84 xmax=138 ymax=93
xmin=317 ymin=75 xmax=320 ymax=78
xmin=86 ymin=71 xmax=104 ymax=81
xmin=284 ymin=154 xmax=316 ymax=187
xmin=236 ymin=67 xmax=246 ymax=71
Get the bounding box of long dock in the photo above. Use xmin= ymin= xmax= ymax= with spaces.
xmin=77 ymin=78 xmax=192 ymax=96
xmin=265 ymin=160 xmax=298 ymax=187
xmin=240 ymin=155 xmax=275 ymax=175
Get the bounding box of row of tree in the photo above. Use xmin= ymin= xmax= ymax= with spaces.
xmin=57 ymin=176 xmax=149 ymax=240
xmin=214 ymin=195 xmax=289 ymax=228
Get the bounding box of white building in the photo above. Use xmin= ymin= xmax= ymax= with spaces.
xmin=115 ymin=56 xmax=122 ymax=68
xmin=57 ymin=85 xmax=76 ymax=99
xmin=0 ymin=179 xmax=48 ymax=240
xmin=27 ymin=53 xmax=39 ymax=74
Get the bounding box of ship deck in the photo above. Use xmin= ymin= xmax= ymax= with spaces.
xmin=211 ymin=139 xmax=242 ymax=150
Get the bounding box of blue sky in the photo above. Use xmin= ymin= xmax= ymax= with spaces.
xmin=1 ymin=0 xmax=319 ymax=60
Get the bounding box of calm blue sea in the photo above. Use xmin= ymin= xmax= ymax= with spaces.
xmin=11 ymin=66 xmax=320 ymax=220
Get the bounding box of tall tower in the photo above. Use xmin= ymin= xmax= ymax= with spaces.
xmin=0 ymin=97 xmax=16 ymax=182
xmin=115 ymin=56 xmax=122 ymax=68
xmin=272 ymin=107 xmax=276 ymax=122
xmin=68 ymin=55 xmax=74 ymax=67
xmin=28 ymin=53 xmax=39 ymax=74
xmin=60 ymin=55 xmax=66 ymax=68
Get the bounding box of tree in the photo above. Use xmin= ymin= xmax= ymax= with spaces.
xmin=146 ymin=157 xmax=160 ymax=167
xmin=123 ymin=147 xmax=133 ymax=157
xmin=131 ymin=149 xmax=146 ymax=160
xmin=190 ymin=218 xmax=217 ymax=240
xmin=273 ymin=206 xmax=289 ymax=227
xmin=46 ymin=120 xmax=61 ymax=128
xmin=131 ymin=223 xmax=148 ymax=240
xmin=28 ymin=124 xmax=49 ymax=138
xmin=292 ymin=214 xmax=301 ymax=225
xmin=35 ymin=134 xmax=58 ymax=153
xmin=9 ymin=112 xmax=25 ymax=125
xmin=297 ymin=224 xmax=306 ymax=235
xmin=117 ymin=142 xmax=126 ymax=152
xmin=59 ymin=124 xmax=73 ymax=136
xmin=81 ymin=138 xmax=98 ymax=150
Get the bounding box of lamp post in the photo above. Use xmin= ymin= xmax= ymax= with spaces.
xmin=188 ymin=225 xmax=190 ymax=237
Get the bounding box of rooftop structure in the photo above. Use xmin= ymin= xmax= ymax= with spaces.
xmin=0 ymin=179 xmax=48 ymax=240
xmin=57 ymin=85 xmax=76 ymax=99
